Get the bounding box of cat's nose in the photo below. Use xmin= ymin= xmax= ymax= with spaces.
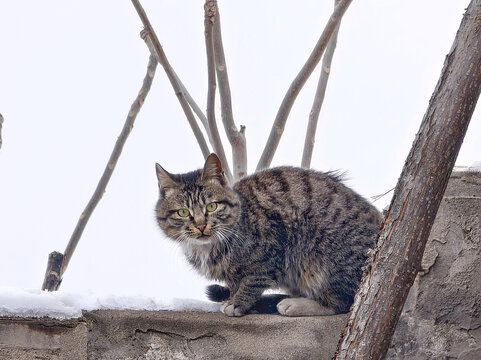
xmin=195 ymin=223 xmax=207 ymax=232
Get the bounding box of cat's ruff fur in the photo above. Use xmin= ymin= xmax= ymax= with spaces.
xmin=155 ymin=154 xmax=382 ymax=317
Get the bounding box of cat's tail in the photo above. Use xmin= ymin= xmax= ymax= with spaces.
xmin=206 ymin=284 xmax=230 ymax=302
xmin=205 ymin=284 xmax=289 ymax=314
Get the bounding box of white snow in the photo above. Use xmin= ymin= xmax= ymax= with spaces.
xmin=468 ymin=161 xmax=481 ymax=172
xmin=454 ymin=161 xmax=481 ymax=172
xmin=0 ymin=287 xmax=220 ymax=320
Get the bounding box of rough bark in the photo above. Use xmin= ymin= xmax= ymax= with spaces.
xmin=334 ymin=1 xmax=481 ymax=359
xmin=41 ymin=56 xmax=158 ymax=290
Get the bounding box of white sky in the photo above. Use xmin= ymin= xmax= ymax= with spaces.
xmin=0 ymin=1 xmax=478 ymax=301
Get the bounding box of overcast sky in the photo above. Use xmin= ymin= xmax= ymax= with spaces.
xmin=0 ymin=0 xmax=478 ymax=301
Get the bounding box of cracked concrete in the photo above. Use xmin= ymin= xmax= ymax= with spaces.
xmin=387 ymin=171 xmax=481 ymax=359
xmin=0 ymin=317 xmax=87 ymax=359
xmin=84 ymin=309 xmax=346 ymax=359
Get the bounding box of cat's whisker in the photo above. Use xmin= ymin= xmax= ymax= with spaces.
xmin=215 ymin=225 xmax=248 ymax=249
xmin=212 ymin=227 xmax=234 ymax=249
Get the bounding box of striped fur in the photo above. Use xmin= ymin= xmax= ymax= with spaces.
xmin=155 ymin=154 xmax=382 ymax=316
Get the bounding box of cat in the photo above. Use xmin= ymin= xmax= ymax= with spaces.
xmin=155 ymin=153 xmax=382 ymax=317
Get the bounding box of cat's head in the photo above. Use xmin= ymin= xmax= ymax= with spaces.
xmin=155 ymin=154 xmax=241 ymax=244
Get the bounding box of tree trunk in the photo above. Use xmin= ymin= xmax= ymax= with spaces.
xmin=334 ymin=1 xmax=481 ymax=359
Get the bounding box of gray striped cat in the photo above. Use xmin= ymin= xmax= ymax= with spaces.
xmin=155 ymin=154 xmax=382 ymax=317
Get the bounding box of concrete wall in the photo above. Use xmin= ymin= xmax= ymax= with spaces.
xmin=0 ymin=311 xmax=346 ymax=360
xmin=1 ymin=171 xmax=480 ymax=359
xmin=387 ymin=171 xmax=481 ymax=360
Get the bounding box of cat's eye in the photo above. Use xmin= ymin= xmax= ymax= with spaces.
xmin=206 ymin=202 xmax=217 ymax=212
xmin=177 ymin=208 xmax=190 ymax=217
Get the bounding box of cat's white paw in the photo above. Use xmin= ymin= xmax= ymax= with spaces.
xmin=220 ymin=301 xmax=245 ymax=317
xmin=277 ymin=298 xmax=335 ymax=317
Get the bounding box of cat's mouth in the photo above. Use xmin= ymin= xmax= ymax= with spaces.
xmin=188 ymin=234 xmax=214 ymax=245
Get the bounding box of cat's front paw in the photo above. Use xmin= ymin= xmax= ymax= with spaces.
xmin=220 ymin=301 xmax=247 ymax=317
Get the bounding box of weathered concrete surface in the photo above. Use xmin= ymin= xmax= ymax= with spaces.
xmin=0 ymin=311 xmax=347 ymax=360
xmin=0 ymin=317 xmax=87 ymax=359
xmin=387 ymin=171 xmax=481 ymax=359
xmin=0 ymin=171 xmax=479 ymax=360
xmin=85 ymin=310 xmax=347 ymax=360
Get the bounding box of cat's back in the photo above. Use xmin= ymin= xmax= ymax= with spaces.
xmin=233 ymin=166 xmax=381 ymax=230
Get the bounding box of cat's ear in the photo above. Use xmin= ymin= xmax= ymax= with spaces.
xmin=202 ymin=153 xmax=225 ymax=184
xmin=155 ymin=163 xmax=179 ymax=197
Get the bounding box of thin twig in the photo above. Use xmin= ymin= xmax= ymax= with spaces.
xmin=204 ymin=0 xmax=233 ymax=183
xmin=151 ymin=48 xmax=211 ymax=144
xmin=138 ymin=27 xmax=210 ymax=136
xmin=371 ymin=187 xmax=395 ymax=203
xmin=132 ymin=0 xmax=210 ymax=159
xmin=141 ymin=31 xmax=214 ymax=152
xmin=301 ymin=0 xmax=341 ymax=169
xmin=212 ymin=1 xmax=247 ymax=180
xmin=59 ymin=55 xmax=158 ymax=279
xmin=141 ymin=31 xmax=215 ymax=158
xmin=0 ymin=113 xmax=3 ymax=150
xmin=257 ymin=0 xmax=353 ymax=171
xmin=175 ymin=74 xmax=209 ymax=132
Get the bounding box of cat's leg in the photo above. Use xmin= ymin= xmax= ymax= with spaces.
xmin=221 ymin=276 xmax=273 ymax=317
xmin=277 ymin=297 xmax=336 ymax=316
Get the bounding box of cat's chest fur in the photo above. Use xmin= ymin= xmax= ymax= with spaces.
xmin=181 ymin=242 xmax=229 ymax=281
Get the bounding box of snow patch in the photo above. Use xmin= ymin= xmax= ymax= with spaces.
xmin=469 ymin=161 xmax=481 ymax=172
xmin=0 ymin=287 xmax=220 ymax=320
xmin=454 ymin=161 xmax=481 ymax=172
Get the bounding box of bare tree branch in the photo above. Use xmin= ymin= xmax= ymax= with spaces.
xmin=301 ymin=0 xmax=341 ymax=169
xmin=257 ymin=0 xmax=353 ymax=171
xmin=138 ymin=27 xmax=210 ymax=138
xmin=132 ymin=0 xmax=210 ymax=159
xmin=174 ymin=74 xmax=209 ymax=134
xmin=0 ymin=113 xmax=3 ymax=150
xmin=334 ymin=1 xmax=481 ymax=357
xmin=41 ymin=251 xmax=63 ymax=291
xmin=141 ymin=34 xmax=213 ymax=147
xmin=41 ymin=55 xmax=158 ymax=290
xmin=204 ymin=0 xmax=233 ymax=183
xmin=212 ymin=1 xmax=247 ymax=180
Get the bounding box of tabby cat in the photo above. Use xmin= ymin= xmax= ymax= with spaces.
xmin=155 ymin=154 xmax=382 ymax=317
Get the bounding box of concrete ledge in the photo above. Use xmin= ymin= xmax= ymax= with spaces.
xmin=0 ymin=317 xmax=87 ymax=359
xmin=0 ymin=311 xmax=347 ymax=360
xmin=87 ymin=310 xmax=347 ymax=359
